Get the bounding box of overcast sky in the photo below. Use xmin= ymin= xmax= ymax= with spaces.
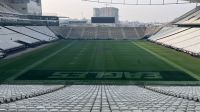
xmin=42 ymin=0 xmax=197 ymax=23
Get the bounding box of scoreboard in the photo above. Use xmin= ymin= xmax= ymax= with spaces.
xmin=91 ymin=17 xmax=115 ymax=23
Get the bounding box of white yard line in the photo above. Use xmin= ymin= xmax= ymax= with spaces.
xmin=132 ymin=41 xmax=200 ymax=81
xmin=6 ymin=41 xmax=76 ymax=82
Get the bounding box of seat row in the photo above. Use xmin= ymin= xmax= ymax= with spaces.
xmin=0 ymin=85 xmax=200 ymax=112
xmin=54 ymin=26 xmax=146 ymax=40
xmin=145 ymin=86 xmax=200 ymax=102
xmin=148 ymin=27 xmax=200 ymax=56
xmin=176 ymin=6 xmax=200 ymax=25
xmin=0 ymin=85 xmax=65 ymax=104
xmin=0 ymin=26 xmax=58 ymax=57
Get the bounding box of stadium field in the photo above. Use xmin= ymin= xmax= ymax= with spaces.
xmin=0 ymin=40 xmax=200 ymax=84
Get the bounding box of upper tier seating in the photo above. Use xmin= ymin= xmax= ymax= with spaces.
xmin=149 ymin=27 xmax=185 ymax=41
xmin=6 ymin=26 xmax=57 ymax=42
xmin=176 ymin=9 xmax=200 ymax=25
xmin=0 ymin=27 xmax=40 ymax=46
xmin=0 ymin=85 xmax=200 ymax=111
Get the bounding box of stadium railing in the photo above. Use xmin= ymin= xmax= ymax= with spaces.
xmin=0 ymin=12 xmax=59 ymax=26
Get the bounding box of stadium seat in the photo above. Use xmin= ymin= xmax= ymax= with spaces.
xmin=25 ymin=26 xmax=57 ymax=38
xmin=0 ymin=85 xmax=199 ymax=111
xmin=0 ymin=40 xmax=24 ymax=52
xmin=145 ymin=86 xmax=200 ymax=102
xmin=148 ymin=26 xmax=200 ymax=56
xmin=0 ymin=26 xmax=41 ymax=46
xmin=6 ymin=26 xmax=57 ymax=42
xmin=0 ymin=85 xmax=64 ymax=104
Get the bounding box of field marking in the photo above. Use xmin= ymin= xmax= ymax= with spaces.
xmin=6 ymin=41 xmax=76 ymax=82
xmin=132 ymin=41 xmax=200 ymax=81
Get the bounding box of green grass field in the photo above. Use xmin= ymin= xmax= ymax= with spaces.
xmin=1 ymin=40 xmax=200 ymax=84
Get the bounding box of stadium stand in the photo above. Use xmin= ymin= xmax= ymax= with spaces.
xmin=145 ymin=86 xmax=200 ymax=102
xmin=0 ymin=26 xmax=41 ymax=47
xmin=148 ymin=6 xmax=200 ymax=56
xmin=55 ymin=26 xmax=146 ymax=40
xmin=0 ymin=85 xmax=200 ymax=111
xmin=144 ymin=25 xmax=162 ymax=38
xmin=0 ymin=85 xmax=64 ymax=104
xmin=5 ymin=26 xmax=58 ymax=42
xmin=137 ymin=27 xmax=146 ymax=37
xmin=68 ymin=27 xmax=83 ymax=39
xmin=82 ymin=27 xmax=96 ymax=39
xmin=123 ymin=27 xmax=144 ymax=39
xmin=148 ymin=26 xmax=200 ymax=56
xmin=49 ymin=26 xmax=72 ymax=39
xmin=25 ymin=26 xmax=57 ymax=38
xmin=0 ymin=40 xmax=24 ymax=53
xmin=175 ymin=6 xmax=200 ymax=26
xmin=110 ymin=27 xmax=124 ymax=40
xmin=96 ymin=27 xmax=110 ymax=39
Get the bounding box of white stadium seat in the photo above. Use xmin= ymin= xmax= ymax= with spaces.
xmin=26 ymin=26 xmax=57 ymax=38
xmin=0 ymin=40 xmax=24 ymax=51
xmin=0 ymin=26 xmax=40 ymax=45
xmin=6 ymin=26 xmax=57 ymax=42
xmin=58 ymin=26 xmax=145 ymax=40
xmin=0 ymin=85 xmax=200 ymax=111
xmin=148 ymin=26 xmax=200 ymax=55
xmin=0 ymin=85 xmax=64 ymax=104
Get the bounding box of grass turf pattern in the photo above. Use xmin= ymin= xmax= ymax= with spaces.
xmin=0 ymin=40 xmax=198 ymax=83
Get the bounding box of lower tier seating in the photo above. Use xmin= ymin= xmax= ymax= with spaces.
xmin=6 ymin=26 xmax=57 ymax=42
xmin=25 ymin=26 xmax=57 ymax=38
xmin=52 ymin=26 xmax=146 ymax=40
xmin=0 ymin=40 xmax=24 ymax=52
xmin=0 ymin=85 xmax=64 ymax=104
xmin=0 ymin=26 xmax=58 ymax=58
xmin=148 ymin=26 xmax=200 ymax=56
xmin=0 ymin=85 xmax=200 ymax=112
xmin=145 ymin=86 xmax=200 ymax=102
xmin=0 ymin=26 xmax=40 ymax=46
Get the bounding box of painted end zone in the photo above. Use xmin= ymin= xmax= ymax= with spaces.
xmin=16 ymin=70 xmax=196 ymax=81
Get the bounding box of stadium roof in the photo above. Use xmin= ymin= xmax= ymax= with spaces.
xmin=82 ymin=0 xmax=200 ymax=5
xmin=185 ymin=0 xmax=200 ymax=3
